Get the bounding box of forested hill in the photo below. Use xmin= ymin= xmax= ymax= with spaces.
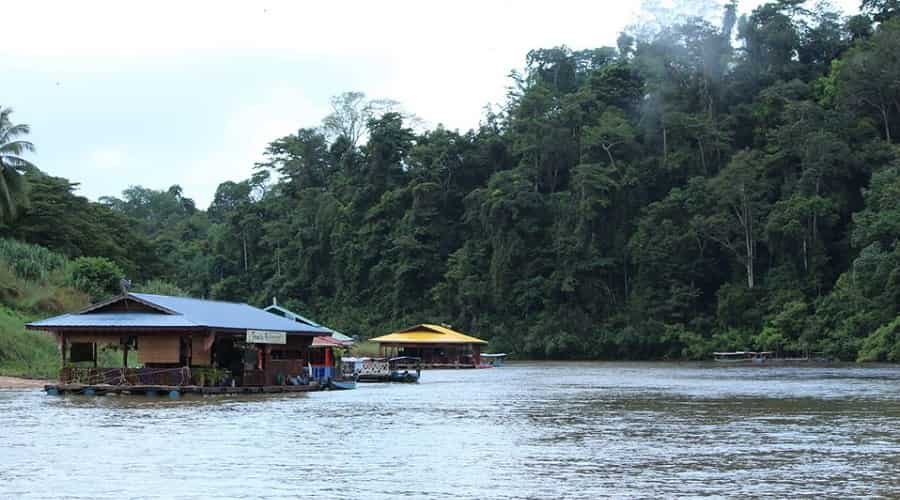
xmin=4 ymin=1 xmax=900 ymax=361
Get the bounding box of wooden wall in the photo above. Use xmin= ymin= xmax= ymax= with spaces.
xmin=191 ymin=336 xmax=211 ymax=366
xmin=138 ymin=335 xmax=180 ymax=364
xmin=66 ymin=334 xmax=120 ymax=345
xmin=91 ymin=299 xmax=161 ymax=313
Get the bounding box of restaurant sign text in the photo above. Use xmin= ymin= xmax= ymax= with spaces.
xmin=246 ymin=330 xmax=287 ymax=344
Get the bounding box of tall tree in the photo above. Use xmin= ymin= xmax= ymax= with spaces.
xmin=0 ymin=107 xmax=35 ymax=221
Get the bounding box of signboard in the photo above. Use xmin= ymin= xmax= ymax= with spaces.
xmin=246 ymin=330 xmax=287 ymax=344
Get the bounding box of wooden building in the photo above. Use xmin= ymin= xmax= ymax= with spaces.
xmin=370 ymin=324 xmax=488 ymax=368
xmin=264 ymin=300 xmax=353 ymax=382
xmin=26 ymin=293 xmax=330 ymax=389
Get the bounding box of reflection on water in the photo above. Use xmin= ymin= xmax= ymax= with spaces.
xmin=2 ymin=362 xmax=900 ymax=498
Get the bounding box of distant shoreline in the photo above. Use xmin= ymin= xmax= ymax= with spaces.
xmin=0 ymin=376 xmax=51 ymax=390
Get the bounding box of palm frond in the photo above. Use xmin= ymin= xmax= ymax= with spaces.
xmin=0 ymin=154 xmax=37 ymax=171
xmin=0 ymin=140 xmax=36 ymax=155
xmin=0 ymin=123 xmax=31 ymax=144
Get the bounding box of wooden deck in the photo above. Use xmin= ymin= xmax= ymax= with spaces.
xmin=44 ymin=382 xmax=322 ymax=396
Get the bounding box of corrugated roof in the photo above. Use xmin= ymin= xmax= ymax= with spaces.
xmin=28 ymin=312 xmax=199 ymax=329
xmin=311 ymin=335 xmax=351 ymax=348
xmin=27 ymin=293 xmax=330 ymax=336
xmin=263 ymin=303 xmax=354 ymax=343
xmin=370 ymin=323 xmax=487 ymax=345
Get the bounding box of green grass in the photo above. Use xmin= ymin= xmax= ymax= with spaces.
xmin=0 ymin=306 xmax=59 ymax=379
xmin=0 ymin=240 xmax=90 ymax=379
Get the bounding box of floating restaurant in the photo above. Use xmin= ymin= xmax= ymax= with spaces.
xmin=26 ymin=293 xmax=334 ymax=396
xmin=370 ymin=324 xmax=488 ymax=368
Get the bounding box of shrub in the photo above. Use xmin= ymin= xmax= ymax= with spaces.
xmin=68 ymin=257 xmax=124 ymax=302
xmin=858 ymin=316 xmax=900 ymax=362
xmin=135 ymin=279 xmax=186 ymax=296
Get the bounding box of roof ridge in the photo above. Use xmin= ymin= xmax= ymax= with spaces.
xmin=131 ymin=292 xmax=252 ymax=307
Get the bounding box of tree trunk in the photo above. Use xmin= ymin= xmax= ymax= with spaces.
xmin=741 ymin=193 xmax=755 ymax=289
xmin=697 ymin=137 xmax=707 ymax=175
xmin=662 ymin=127 xmax=668 ymax=166
xmin=242 ymin=232 xmax=249 ymax=272
xmin=802 ymin=238 xmax=808 ymax=273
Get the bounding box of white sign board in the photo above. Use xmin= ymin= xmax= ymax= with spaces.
xmin=246 ymin=330 xmax=287 ymax=344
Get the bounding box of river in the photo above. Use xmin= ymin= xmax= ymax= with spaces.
xmin=2 ymin=362 xmax=900 ymax=499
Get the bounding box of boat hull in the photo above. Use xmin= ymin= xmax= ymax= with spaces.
xmin=328 ymin=379 xmax=357 ymax=390
xmin=389 ymin=371 xmax=419 ymax=383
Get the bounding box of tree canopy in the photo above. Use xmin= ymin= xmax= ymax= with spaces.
xmin=4 ymin=1 xmax=900 ymax=361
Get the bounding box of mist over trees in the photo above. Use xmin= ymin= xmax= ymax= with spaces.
xmin=4 ymin=0 xmax=900 ymax=361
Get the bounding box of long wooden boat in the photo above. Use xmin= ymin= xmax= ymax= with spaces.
xmin=713 ymin=351 xmax=828 ymax=364
xmin=713 ymin=351 xmax=772 ymax=364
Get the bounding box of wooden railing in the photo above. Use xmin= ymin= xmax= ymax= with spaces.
xmin=242 ymin=370 xmax=265 ymax=387
xmin=59 ymin=367 xmax=191 ymax=386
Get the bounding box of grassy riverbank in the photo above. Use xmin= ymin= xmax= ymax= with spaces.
xmin=0 ymin=240 xmax=89 ymax=379
xmin=0 ymin=306 xmax=59 ymax=379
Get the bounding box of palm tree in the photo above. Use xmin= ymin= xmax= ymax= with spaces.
xmin=0 ymin=106 xmax=36 ymax=221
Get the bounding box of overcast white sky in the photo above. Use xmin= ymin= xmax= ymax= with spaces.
xmin=4 ymin=0 xmax=858 ymax=207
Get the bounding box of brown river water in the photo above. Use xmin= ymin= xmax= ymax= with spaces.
xmin=2 ymin=362 xmax=900 ymax=499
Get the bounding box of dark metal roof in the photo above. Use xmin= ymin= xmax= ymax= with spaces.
xmin=27 ymin=293 xmax=330 ymax=336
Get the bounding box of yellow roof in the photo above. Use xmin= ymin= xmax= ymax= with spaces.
xmin=370 ymin=323 xmax=488 ymax=345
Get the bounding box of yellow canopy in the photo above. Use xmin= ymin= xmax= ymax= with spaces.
xmin=370 ymin=323 xmax=488 ymax=345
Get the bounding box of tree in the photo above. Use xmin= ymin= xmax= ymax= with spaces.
xmin=838 ymin=18 xmax=900 ymax=143
xmin=0 ymin=107 xmax=35 ymax=221
xmin=704 ymin=150 xmax=772 ymax=289
xmin=321 ymin=91 xmax=401 ymax=151
xmin=861 ymin=0 xmax=900 ymax=23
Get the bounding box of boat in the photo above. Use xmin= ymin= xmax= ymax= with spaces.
xmin=341 ymin=356 xmax=422 ymax=382
xmin=328 ymin=377 xmax=357 ymax=390
xmin=388 ymin=370 xmax=419 ymax=383
xmin=479 ymin=353 xmax=507 ymax=368
xmin=388 ymin=357 xmax=422 ymax=383
xmin=713 ymin=351 xmax=773 ymax=364
xmin=342 ymin=357 xmax=390 ymax=381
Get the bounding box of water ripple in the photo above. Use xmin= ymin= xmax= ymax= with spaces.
xmin=2 ymin=362 xmax=900 ymax=498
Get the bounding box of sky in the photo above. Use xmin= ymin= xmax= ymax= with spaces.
xmin=4 ymin=0 xmax=859 ymax=208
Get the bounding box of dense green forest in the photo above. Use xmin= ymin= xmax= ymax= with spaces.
xmin=4 ymin=0 xmax=900 ymax=364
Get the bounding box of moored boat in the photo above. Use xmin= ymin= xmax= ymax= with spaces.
xmin=388 ymin=356 xmax=422 ymax=382
xmin=479 ymin=353 xmax=507 ymax=368
xmin=713 ymin=351 xmax=828 ymax=364
xmin=341 ymin=356 xmax=422 ymax=382
xmin=328 ymin=377 xmax=357 ymax=390
xmin=713 ymin=351 xmax=772 ymax=364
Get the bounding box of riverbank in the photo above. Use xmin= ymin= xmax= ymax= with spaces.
xmin=0 ymin=375 xmax=51 ymax=390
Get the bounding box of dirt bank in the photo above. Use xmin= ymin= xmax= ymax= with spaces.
xmin=0 ymin=376 xmax=51 ymax=390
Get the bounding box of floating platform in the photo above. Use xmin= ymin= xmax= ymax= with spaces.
xmin=44 ymin=382 xmax=323 ymax=397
